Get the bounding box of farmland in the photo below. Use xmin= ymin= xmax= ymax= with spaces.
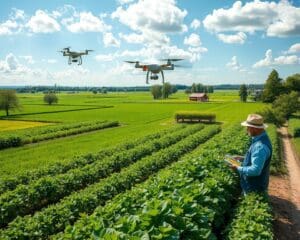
xmin=0 ymin=90 xmax=284 ymax=239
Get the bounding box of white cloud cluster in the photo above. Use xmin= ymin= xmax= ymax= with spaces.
xmin=0 ymin=53 xmax=31 ymax=74
xmin=184 ymin=33 xmax=201 ymax=47
xmin=0 ymin=20 xmax=19 ymax=35
xmin=19 ymin=55 xmax=35 ymax=64
xmin=103 ymin=32 xmax=120 ymax=47
xmin=217 ymin=32 xmax=247 ymax=44
xmin=253 ymin=49 xmax=300 ymax=68
xmin=64 ymin=12 xmax=111 ymax=33
xmin=26 ymin=10 xmax=60 ymax=33
xmin=226 ymin=56 xmax=247 ymax=72
xmin=190 ymin=19 xmax=201 ymax=30
xmin=203 ymin=0 xmax=300 ymax=44
xmin=112 ymin=0 xmax=187 ymax=33
xmin=286 ymin=43 xmax=300 ymax=54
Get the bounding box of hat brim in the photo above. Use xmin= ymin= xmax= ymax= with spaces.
xmin=241 ymin=121 xmax=268 ymax=129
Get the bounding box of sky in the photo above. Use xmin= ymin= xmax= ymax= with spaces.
xmin=0 ymin=0 xmax=299 ymax=87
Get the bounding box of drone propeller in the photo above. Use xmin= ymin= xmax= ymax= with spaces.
xmin=124 ymin=61 xmax=139 ymax=64
xmin=86 ymin=49 xmax=94 ymax=52
xmin=160 ymin=58 xmax=184 ymax=62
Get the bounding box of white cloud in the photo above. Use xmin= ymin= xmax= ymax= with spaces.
xmin=274 ymin=55 xmax=299 ymax=65
xmin=119 ymin=33 xmax=144 ymax=44
xmin=184 ymin=33 xmax=202 ymax=47
xmin=10 ymin=8 xmax=25 ymax=20
xmin=112 ymin=0 xmax=188 ymax=33
xmin=253 ymin=49 xmax=300 ymax=68
xmin=226 ymin=56 xmax=243 ymax=71
xmin=27 ymin=10 xmax=60 ymax=33
xmin=19 ymin=55 xmax=35 ymax=64
xmin=253 ymin=49 xmax=273 ymax=68
xmin=286 ymin=43 xmax=300 ymax=54
xmin=203 ymin=0 xmax=300 ymax=41
xmin=119 ymin=43 xmax=206 ymax=63
xmin=64 ymin=11 xmax=111 ymax=33
xmin=0 ymin=20 xmax=19 ymax=35
xmin=95 ymin=54 xmax=116 ymax=62
xmin=103 ymin=32 xmax=120 ymax=47
xmin=190 ymin=19 xmax=201 ymax=30
xmin=0 ymin=53 xmax=32 ymax=74
xmin=267 ymin=1 xmax=300 ymax=37
xmin=217 ymin=32 xmax=247 ymax=44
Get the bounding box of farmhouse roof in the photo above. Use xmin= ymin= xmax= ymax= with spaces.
xmin=189 ymin=93 xmax=208 ymax=97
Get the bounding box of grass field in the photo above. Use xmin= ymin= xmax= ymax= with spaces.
xmin=0 ymin=90 xmax=265 ymax=178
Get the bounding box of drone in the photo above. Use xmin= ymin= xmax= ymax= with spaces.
xmin=59 ymin=47 xmax=93 ymax=65
xmin=125 ymin=58 xmax=183 ymax=84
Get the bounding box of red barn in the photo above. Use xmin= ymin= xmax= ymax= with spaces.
xmin=189 ymin=93 xmax=209 ymax=102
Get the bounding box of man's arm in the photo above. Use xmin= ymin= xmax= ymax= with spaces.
xmin=237 ymin=144 xmax=270 ymax=177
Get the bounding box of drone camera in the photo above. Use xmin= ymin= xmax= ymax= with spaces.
xmin=150 ymin=75 xmax=159 ymax=80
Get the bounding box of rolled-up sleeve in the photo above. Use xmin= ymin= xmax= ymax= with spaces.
xmin=237 ymin=143 xmax=270 ymax=177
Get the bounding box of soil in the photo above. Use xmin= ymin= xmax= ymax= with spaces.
xmin=269 ymin=127 xmax=300 ymax=240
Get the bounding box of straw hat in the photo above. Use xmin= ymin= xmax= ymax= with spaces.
xmin=241 ymin=114 xmax=268 ymax=129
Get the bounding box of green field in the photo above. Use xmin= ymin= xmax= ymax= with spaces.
xmin=0 ymin=91 xmax=265 ymax=177
xmin=0 ymin=90 xmax=277 ymax=239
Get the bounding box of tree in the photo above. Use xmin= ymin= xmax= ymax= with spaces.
xmin=262 ymin=69 xmax=284 ymax=103
xmin=44 ymin=93 xmax=58 ymax=105
xmin=272 ymin=91 xmax=299 ymax=119
xmin=171 ymin=85 xmax=178 ymax=94
xmin=207 ymin=86 xmax=214 ymax=93
xmin=191 ymin=83 xmax=197 ymax=93
xmin=285 ymin=73 xmax=300 ymax=93
xmin=239 ymin=84 xmax=248 ymax=102
xmin=101 ymin=87 xmax=107 ymax=94
xmin=150 ymin=85 xmax=162 ymax=99
xmin=0 ymin=90 xmax=20 ymax=116
xmin=259 ymin=91 xmax=299 ymax=126
xmin=162 ymin=82 xmax=172 ymax=99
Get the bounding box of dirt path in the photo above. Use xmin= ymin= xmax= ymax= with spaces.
xmin=269 ymin=127 xmax=300 ymax=239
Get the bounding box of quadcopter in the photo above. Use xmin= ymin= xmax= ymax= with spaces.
xmin=125 ymin=59 xmax=183 ymax=84
xmin=59 ymin=47 xmax=93 ymax=65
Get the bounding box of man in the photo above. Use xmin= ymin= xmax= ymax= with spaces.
xmin=231 ymin=113 xmax=272 ymax=194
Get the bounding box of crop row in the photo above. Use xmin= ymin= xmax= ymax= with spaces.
xmin=0 ymin=124 xmax=203 ymax=226
xmin=53 ymin=124 xmax=248 ymax=239
xmin=223 ymin=193 xmax=273 ymax=239
xmin=0 ymin=125 xmax=220 ymax=239
xmin=0 ymin=121 xmax=119 ymax=150
xmin=267 ymin=124 xmax=286 ymax=175
xmin=0 ymin=124 xmax=186 ymax=195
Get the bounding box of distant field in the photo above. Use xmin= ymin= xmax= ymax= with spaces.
xmin=0 ymin=90 xmax=266 ymax=177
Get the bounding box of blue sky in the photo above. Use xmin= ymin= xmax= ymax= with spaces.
xmin=0 ymin=0 xmax=299 ymax=86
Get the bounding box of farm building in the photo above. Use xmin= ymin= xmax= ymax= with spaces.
xmin=189 ymin=93 xmax=209 ymax=102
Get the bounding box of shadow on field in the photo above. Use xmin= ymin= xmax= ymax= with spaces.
xmin=269 ymin=195 xmax=300 ymax=239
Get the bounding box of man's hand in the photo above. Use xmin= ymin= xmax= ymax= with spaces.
xmin=230 ymin=164 xmax=238 ymax=171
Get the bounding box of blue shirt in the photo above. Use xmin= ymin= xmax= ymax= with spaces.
xmin=237 ymin=131 xmax=271 ymax=177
